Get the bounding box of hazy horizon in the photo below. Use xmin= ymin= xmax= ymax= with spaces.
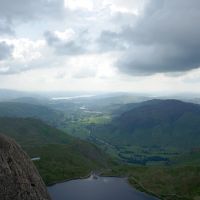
xmin=1 ymin=88 xmax=200 ymax=100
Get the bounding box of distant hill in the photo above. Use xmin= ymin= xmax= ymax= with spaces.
xmin=0 ymin=117 xmax=111 ymax=184
xmin=93 ymin=99 xmax=200 ymax=150
xmin=0 ymin=102 xmax=63 ymax=126
xmin=75 ymin=94 xmax=149 ymax=113
xmin=0 ymin=117 xmax=73 ymax=148
xmin=10 ymin=97 xmax=49 ymax=105
xmin=0 ymin=89 xmax=40 ymax=101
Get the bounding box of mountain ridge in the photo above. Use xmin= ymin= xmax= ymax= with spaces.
xmin=93 ymin=99 xmax=200 ymax=150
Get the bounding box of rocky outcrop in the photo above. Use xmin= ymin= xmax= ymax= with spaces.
xmin=0 ymin=134 xmax=51 ymax=200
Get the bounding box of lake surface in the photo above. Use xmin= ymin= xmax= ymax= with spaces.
xmin=48 ymin=175 xmax=158 ymax=200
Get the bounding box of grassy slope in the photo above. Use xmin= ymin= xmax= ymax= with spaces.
xmin=0 ymin=117 xmax=111 ymax=184
xmin=0 ymin=117 xmax=73 ymax=148
xmin=30 ymin=141 xmax=110 ymax=184
xmin=0 ymin=102 xmax=63 ymax=126
xmin=93 ymin=99 xmax=200 ymax=150
xmin=103 ymin=165 xmax=200 ymax=200
xmin=172 ymin=151 xmax=200 ymax=166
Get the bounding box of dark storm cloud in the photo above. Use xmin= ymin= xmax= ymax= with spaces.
xmin=0 ymin=0 xmax=65 ymax=34
xmin=99 ymin=0 xmax=200 ymax=75
xmin=44 ymin=30 xmax=88 ymax=55
xmin=0 ymin=42 xmax=13 ymax=60
xmin=117 ymin=44 xmax=200 ymax=75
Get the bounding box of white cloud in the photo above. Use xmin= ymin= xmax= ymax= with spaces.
xmin=0 ymin=0 xmax=199 ymax=94
xmin=65 ymin=53 xmax=117 ymax=79
xmin=103 ymin=0 xmax=147 ymax=15
xmin=54 ymin=29 xmax=75 ymax=42
xmin=65 ymin=0 xmax=94 ymax=11
xmin=11 ymin=39 xmax=45 ymax=61
xmin=65 ymin=0 xmax=147 ymax=14
xmin=0 ymin=38 xmax=49 ymax=74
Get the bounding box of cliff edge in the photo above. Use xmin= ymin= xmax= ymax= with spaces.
xmin=0 ymin=134 xmax=51 ymax=200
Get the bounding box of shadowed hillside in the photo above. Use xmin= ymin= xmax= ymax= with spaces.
xmin=93 ymin=99 xmax=200 ymax=150
xmin=0 ymin=102 xmax=63 ymax=126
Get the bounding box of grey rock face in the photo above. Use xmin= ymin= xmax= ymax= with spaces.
xmin=0 ymin=134 xmax=51 ymax=200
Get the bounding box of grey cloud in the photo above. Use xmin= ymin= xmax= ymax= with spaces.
xmin=97 ymin=12 xmax=137 ymax=52
xmin=44 ymin=30 xmax=88 ymax=55
xmin=118 ymin=44 xmax=200 ymax=75
xmin=99 ymin=0 xmax=200 ymax=75
xmin=0 ymin=0 xmax=65 ymax=20
xmin=0 ymin=19 xmax=14 ymax=35
xmin=0 ymin=56 xmax=63 ymax=75
xmin=97 ymin=30 xmax=128 ymax=52
xmin=0 ymin=42 xmax=13 ymax=60
xmin=0 ymin=0 xmax=65 ymax=34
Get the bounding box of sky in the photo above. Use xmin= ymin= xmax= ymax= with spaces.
xmin=0 ymin=0 xmax=200 ymax=94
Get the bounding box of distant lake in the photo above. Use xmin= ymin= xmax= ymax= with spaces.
xmin=51 ymin=95 xmax=95 ymax=100
xmin=48 ymin=175 xmax=158 ymax=200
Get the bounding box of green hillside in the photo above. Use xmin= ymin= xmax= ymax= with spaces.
xmin=0 ymin=117 xmax=73 ymax=148
xmin=103 ymin=165 xmax=200 ymax=200
xmin=0 ymin=117 xmax=111 ymax=184
xmin=0 ymin=102 xmax=63 ymax=126
xmin=93 ymin=99 xmax=200 ymax=150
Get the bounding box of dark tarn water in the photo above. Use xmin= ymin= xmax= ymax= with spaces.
xmin=48 ymin=175 xmax=158 ymax=200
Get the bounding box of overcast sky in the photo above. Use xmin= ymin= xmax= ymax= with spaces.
xmin=0 ymin=0 xmax=200 ymax=94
